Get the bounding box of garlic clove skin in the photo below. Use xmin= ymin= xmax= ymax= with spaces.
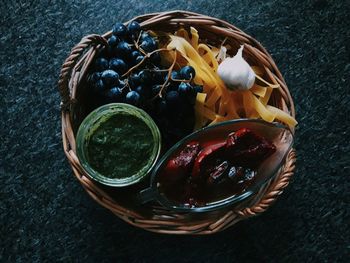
xmin=217 ymin=46 xmax=227 ymax=63
xmin=217 ymin=45 xmax=256 ymax=90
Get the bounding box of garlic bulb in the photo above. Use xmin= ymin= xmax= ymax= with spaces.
xmin=217 ymin=45 xmax=255 ymax=90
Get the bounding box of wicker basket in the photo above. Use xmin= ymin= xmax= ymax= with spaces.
xmin=58 ymin=10 xmax=296 ymax=234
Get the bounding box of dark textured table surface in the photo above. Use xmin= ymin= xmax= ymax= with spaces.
xmin=1 ymin=0 xmax=349 ymax=262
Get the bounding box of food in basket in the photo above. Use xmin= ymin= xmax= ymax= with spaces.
xmin=158 ymin=128 xmax=276 ymax=206
xmin=90 ymin=21 xmax=296 ymax=136
xmin=87 ymin=21 xmax=296 ymax=148
xmin=164 ymin=28 xmax=297 ymax=129
xmin=78 ymin=20 xmax=296 ymax=205
xmin=59 ymin=11 xmax=299 ymax=230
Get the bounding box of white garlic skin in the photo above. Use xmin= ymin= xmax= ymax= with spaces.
xmin=217 ymin=45 xmax=255 ymax=90
xmin=217 ymin=46 xmax=227 ymax=63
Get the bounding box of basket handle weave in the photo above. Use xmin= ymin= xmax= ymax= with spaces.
xmin=58 ymin=34 xmax=107 ymax=110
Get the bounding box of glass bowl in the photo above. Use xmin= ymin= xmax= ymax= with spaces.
xmin=138 ymin=119 xmax=294 ymax=213
xmin=76 ymin=103 xmax=161 ymax=187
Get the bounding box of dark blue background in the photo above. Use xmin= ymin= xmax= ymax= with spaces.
xmin=1 ymin=0 xmax=349 ymax=262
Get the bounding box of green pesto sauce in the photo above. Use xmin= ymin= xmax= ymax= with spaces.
xmin=87 ymin=114 xmax=154 ymax=179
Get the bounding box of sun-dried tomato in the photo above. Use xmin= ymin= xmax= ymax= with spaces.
xmin=191 ymin=141 xmax=226 ymax=178
xmin=159 ymin=128 xmax=276 ymax=206
xmin=161 ymin=141 xmax=200 ymax=184
xmin=225 ymin=128 xmax=276 ymax=168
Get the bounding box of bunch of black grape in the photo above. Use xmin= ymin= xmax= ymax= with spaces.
xmin=87 ymin=20 xmax=203 ymax=148
xmin=151 ymin=66 xmax=203 ymax=149
xmin=88 ymin=20 xmax=161 ymax=105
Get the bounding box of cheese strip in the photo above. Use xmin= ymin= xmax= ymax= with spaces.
xmin=242 ymin=91 xmax=254 ymax=117
xmin=168 ymin=35 xmax=237 ymax=122
xmin=190 ymin=27 xmax=199 ymax=50
xmin=266 ymin=105 xmax=298 ymax=128
xmin=168 ymin=36 xmax=222 ymax=87
xmin=196 ymin=92 xmax=207 ymax=105
xmin=206 ymin=87 xmax=222 ymax=108
xmin=250 ymin=84 xmax=267 ymax=97
xmin=167 ymin=37 xmax=215 ymax=87
xmin=198 ymin=44 xmax=219 ymax=71
xmin=195 ymin=104 xmax=217 ymax=120
xmin=175 ymin=28 xmax=190 ymax=42
xmin=260 ymin=87 xmax=273 ymax=106
xmin=256 ymin=74 xmax=280 ymax=88
xmin=194 ymin=92 xmax=208 ymax=130
xmin=245 ymin=91 xmax=276 ymax=122
xmin=226 ymin=95 xmax=240 ymax=119
xmin=218 ymin=98 xmax=227 ymax=116
xmin=167 ymin=31 xmax=297 ymax=130
xmin=260 ymin=66 xmax=277 ymax=106
xmin=210 ymin=115 xmax=230 ymax=125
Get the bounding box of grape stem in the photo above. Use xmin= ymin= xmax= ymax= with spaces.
xmin=121 ymin=47 xmax=170 ymax=78
xmin=134 ymin=31 xmax=145 ymax=55
xmin=124 ymin=79 xmax=132 ymax=92
xmin=171 ymin=78 xmax=191 ymax=83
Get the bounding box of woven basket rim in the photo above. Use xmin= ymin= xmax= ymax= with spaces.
xmin=58 ymin=10 xmax=296 ymax=235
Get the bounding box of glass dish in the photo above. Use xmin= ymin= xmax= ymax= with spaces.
xmin=138 ymin=119 xmax=294 ymax=212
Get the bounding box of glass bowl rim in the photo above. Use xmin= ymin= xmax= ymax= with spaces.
xmin=76 ymin=103 xmax=161 ymax=187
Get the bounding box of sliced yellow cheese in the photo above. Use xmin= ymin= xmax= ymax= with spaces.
xmin=245 ymin=91 xmax=276 ymax=122
xmin=195 ymin=104 xmax=217 ymax=120
xmin=250 ymin=84 xmax=267 ymax=97
xmin=218 ymin=99 xmax=227 ymax=116
xmin=210 ymin=115 xmax=230 ymax=125
xmin=266 ymin=105 xmax=298 ymax=128
xmin=260 ymin=87 xmax=273 ymax=106
xmin=255 ymin=74 xmax=280 ymax=89
xmin=198 ymin=44 xmax=219 ymax=71
xmin=242 ymin=90 xmax=254 ymax=117
xmin=175 ymin=28 xmax=190 ymax=42
xmin=190 ymin=27 xmax=199 ymax=50
xmin=206 ymin=86 xmax=221 ymax=108
xmin=225 ymin=94 xmax=240 ymax=119
xmin=196 ymin=92 xmax=207 ymax=105
xmin=167 ymin=29 xmax=297 ymax=130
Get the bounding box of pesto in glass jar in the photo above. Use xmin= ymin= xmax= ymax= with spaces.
xmin=76 ymin=103 xmax=161 ymax=187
